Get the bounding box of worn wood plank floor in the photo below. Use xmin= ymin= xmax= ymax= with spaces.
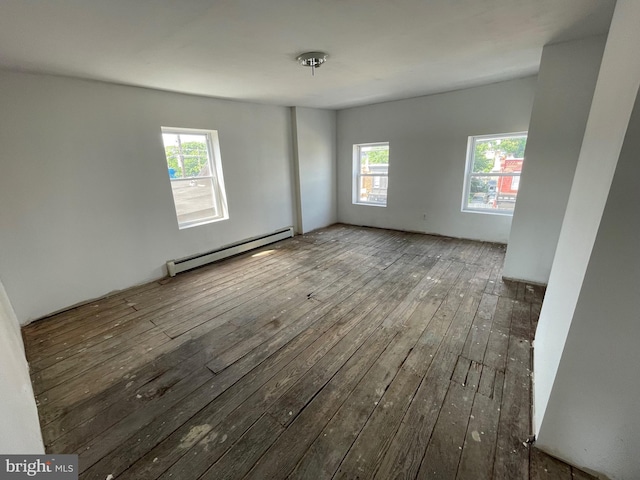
xmin=23 ymin=224 xmax=596 ymax=480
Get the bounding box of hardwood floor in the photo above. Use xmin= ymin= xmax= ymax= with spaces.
xmin=23 ymin=224 xmax=595 ymax=480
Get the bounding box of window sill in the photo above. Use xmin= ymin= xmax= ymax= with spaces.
xmin=461 ymin=208 xmax=513 ymax=217
xmin=353 ymin=202 xmax=387 ymax=208
xmin=178 ymin=215 xmax=229 ymax=230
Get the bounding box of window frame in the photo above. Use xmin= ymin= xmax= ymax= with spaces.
xmin=161 ymin=126 xmax=229 ymax=229
xmin=461 ymin=131 xmax=527 ymax=216
xmin=352 ymin=142 xmax=390 ymax=207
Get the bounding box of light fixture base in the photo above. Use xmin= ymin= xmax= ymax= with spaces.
xmin=297 ymin=51 xmax=328 ymax=76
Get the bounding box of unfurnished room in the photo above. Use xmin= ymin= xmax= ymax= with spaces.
xmin=1 ymin=1 xmax=639 ymax=479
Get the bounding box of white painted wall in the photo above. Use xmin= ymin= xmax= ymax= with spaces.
xmin=503 ymin=36 xmax=605 ymax=285
xmin=537 ymin=89 xmax=640 ymax=480
xmin=291 ymin=107 xmax=337 ymax=233
xmin=0 ymin=71 xmax=295 ymax=324
xmin=533 ymin=3 xmax=640 ymax=478
xmin=336 ymin=77 xmax=537 ymax=243
xmin=0 ymin=278 xmax=44 ymax=453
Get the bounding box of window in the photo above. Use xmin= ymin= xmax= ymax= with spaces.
xmin=353 ymin=142 xmax=390 ymax=206
xmin=161 ymin=127 xmax=228 ymax=229
xmin=462 ymin=132 xmax=527 ymax=215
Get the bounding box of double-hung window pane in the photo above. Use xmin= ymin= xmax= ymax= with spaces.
xmin=354 ymin=142 xmax=390 ymax=206
xmin=161 ymin=128 xmax=228 ymax=228
xmin=463 ymin=133 xmax=527 ymax=215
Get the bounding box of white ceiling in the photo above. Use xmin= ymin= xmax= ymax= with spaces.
xmin=0 ymin=0 xmax=615 ymax=109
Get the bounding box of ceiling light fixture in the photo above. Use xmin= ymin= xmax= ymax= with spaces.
xmin=297 ymin=52 xmax=328 ymax=76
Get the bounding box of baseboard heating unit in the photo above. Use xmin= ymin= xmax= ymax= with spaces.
xmin=166 ymin=226 xmax=294 ymax=277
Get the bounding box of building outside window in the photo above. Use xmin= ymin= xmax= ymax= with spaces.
xmin=353 ymin=142 xmax=390 ymax=206
xmin=462 ymin=132 xmax=527 ymax=215
xmin=161 ymin=127 xmax=228 ymax=228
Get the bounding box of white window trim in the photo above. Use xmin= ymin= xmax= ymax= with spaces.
xmin=161 ymin=126 xmax=229 ymax=229
xmin=461 ymin=131 xmax=527 ymax=216
xmin=352 ymin=142 xmax=390 ymax=207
